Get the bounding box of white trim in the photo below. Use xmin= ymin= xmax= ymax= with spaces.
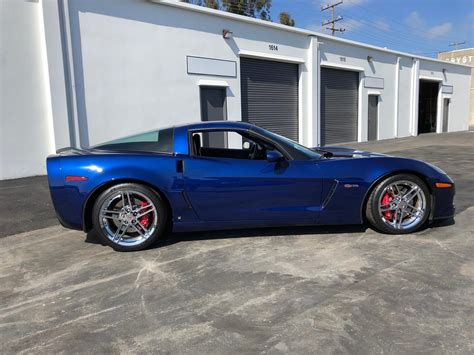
xmin=419 ymin=75 xmax=443 ymax=82
xmin=149 ymin=0 xmax=471 ymax=69
xmin=357 ymin=74 xmax=363 ymax=142
xmin=394 ymin=57 xmax=400 ymax=138
xmin=306 ymin=37 xmax=317 ymax=147
xmin=320 ymin=61 xmax=365 ymax=72
xmin=436 ymin=83 xmax=443 ymax=133
xmin=367 ymin=90 xmax=382 ymax=96
xmin=439 ymin=48 xmax=474 ymax=54
xmin=316 ymin=41 xmax=321 ymax=147
xmin=238 ymin=50 xmax=305 ymax=64
xmin=198 ymin=79 xmax=229 ymax=87
xmin=411 ymin=59 xmax=420 ymax=136
xmin=298 ymin=64 xmax=304 ymax=144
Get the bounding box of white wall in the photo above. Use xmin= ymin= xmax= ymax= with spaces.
xmin=67 ymin=0 xmax=310 ymax=146
xmin=419 ymin=60 xmax=470 ymax=132
xmin=54 ymin=0 xmax=473 ymax=148
xmin=319 ymin=40 xmax=399 ymax=142
xmin=0 ymin=0 xmax=55 ymax=180
xmin=0 ymin=0 xmax=470 ymax=180
xmin=317 ymin=38 xmax=471 ymax=142
xmin=42 ymin=0 xmax=74 ymax=149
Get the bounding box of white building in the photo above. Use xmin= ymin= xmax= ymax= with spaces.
xmin=1 ymin=0 xmax=471 ymax=180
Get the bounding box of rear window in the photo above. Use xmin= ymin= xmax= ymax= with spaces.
xmin=93 ymin=128 xmax=174 ymax=154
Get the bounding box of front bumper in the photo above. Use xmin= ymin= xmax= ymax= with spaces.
xmin=432 ymin=182 xmax=456 ymax=220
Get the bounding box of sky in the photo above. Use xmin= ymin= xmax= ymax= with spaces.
xmin=271 ymin=0 xmax=474 ymax=57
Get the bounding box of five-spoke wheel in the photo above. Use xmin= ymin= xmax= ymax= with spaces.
xmin=92 ymin=183 xmax=167 ymax=251
xmin=366 ymin=174 xmax=431 ymax=234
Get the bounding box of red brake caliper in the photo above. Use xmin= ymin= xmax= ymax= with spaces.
xmin=382 ymin=192 xmax=393 ymax=220
xmin=138 ymin=201 xmax=151 ymax=228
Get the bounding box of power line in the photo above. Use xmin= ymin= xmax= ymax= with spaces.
xmin=321 ymin=1 xmax=345 ymax=36
xmin=449 ymin=41 xmax=466 ymax=50
xmin=342 ymin=14 xmax=444 ymax=52
xmin=344 ymin=0 xmax=458 ymax=41
xmin=342 ymin=9 xmax=453 ymax=47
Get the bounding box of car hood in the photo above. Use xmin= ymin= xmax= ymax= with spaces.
xmin=312 ymin=146 xmax=388 ymax=158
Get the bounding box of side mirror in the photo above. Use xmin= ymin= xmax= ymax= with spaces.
xmin=266 ymin=150 xmax=284 ymax=162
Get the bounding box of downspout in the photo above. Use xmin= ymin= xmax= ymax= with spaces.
xmin=57 ymin=0 xmax=79 ymax=148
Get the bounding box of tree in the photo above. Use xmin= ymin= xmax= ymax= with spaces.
xmin=180 ymin=0 xmax=219 ymax=10
xmin=279 ymin=11 xmax=295 ymax=27
xmin=181 ymin=0 xmax=281 ymax=23
xmin=221 ymin=0 xmax=272 ymax=21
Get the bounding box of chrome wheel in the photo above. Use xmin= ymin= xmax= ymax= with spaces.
xmin=98 ymin=190 xmax=158 ymax=247
xmin=378 ymin=180 xmax=427 ymax=231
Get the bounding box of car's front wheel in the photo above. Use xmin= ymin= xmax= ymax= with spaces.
xmin=92 ymin=183 xmax=167 ymax=251
xmin=366 ymin=174 xmax=431 ymax=234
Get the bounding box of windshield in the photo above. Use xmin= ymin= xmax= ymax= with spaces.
xmin=263 ymin=130 xmax=322 ymax=160
xmin=93 ymin=127 xmax=174 ymax=154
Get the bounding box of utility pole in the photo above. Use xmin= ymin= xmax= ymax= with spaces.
xmin=321 ymin=1 xmax=345 ymax=36
xmin=449 ymin=41 xmax=466 ymax=50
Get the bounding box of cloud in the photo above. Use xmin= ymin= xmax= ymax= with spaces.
xmin=405 ymin=11 xmax=425 ymax=28
xmin=426 ymin=22 xmax=453 ymax=38
xmin=405 ymin=11 xmax=453 ymax=39
xmin=374 ymin=20 xmax=390 ymax=32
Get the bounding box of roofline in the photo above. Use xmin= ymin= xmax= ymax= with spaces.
xmin=438 ymin=48 xmax=474 ymax=54
xmin=150 ymin=0 xmax=470 ymax=68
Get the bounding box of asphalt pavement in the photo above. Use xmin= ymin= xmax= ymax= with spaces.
xmin=1 ymin=129 xmax=473 ymax=353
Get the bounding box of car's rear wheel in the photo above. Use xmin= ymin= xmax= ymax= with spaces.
xmin=366 ymin=174 xmax=431 ymax=234
xmin=92 ymin=183 xmax=167 ymax=251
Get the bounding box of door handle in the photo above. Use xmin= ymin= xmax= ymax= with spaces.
xmin=176 ymin=159 xmax=184 ymax=173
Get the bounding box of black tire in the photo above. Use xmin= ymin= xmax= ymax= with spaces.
xmin=92 ymin=183 xmax=168 ymax=252
xmin=365 ymin=174 xmax=431 ymax=234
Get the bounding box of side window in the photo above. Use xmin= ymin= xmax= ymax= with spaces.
xmin=94 ymin=128 xmax=174 ymax=153
xmin=191 ymin=130 xmax=272 ymax=160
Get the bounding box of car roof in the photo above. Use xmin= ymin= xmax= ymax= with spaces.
xmin=175 ymin=121 xmax=255 ymax=131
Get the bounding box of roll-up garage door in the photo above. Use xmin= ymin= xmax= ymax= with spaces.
xmin=320 ymin=68 xmax=359 ymax=146
xmin=240 ymin=57 xmax=299 ymax=141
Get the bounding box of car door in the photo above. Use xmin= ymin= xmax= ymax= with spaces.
xmin=182 ymin=130 xmax=323 ymax=223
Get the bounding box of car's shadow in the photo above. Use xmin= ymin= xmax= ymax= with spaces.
xmin=85 ymin=224 xmax=368 ymax=249
xmin=85 ymin=218 xmax=456 ymax=250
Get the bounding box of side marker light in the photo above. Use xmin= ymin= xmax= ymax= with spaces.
xmin=65 ymin=176 xmax=88 ymax=182
xmin=435 ymin=182 xmax=453 ymax=188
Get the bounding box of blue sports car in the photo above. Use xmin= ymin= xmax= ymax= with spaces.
xmin=47 ymin=121 xmax=455 ymax=251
